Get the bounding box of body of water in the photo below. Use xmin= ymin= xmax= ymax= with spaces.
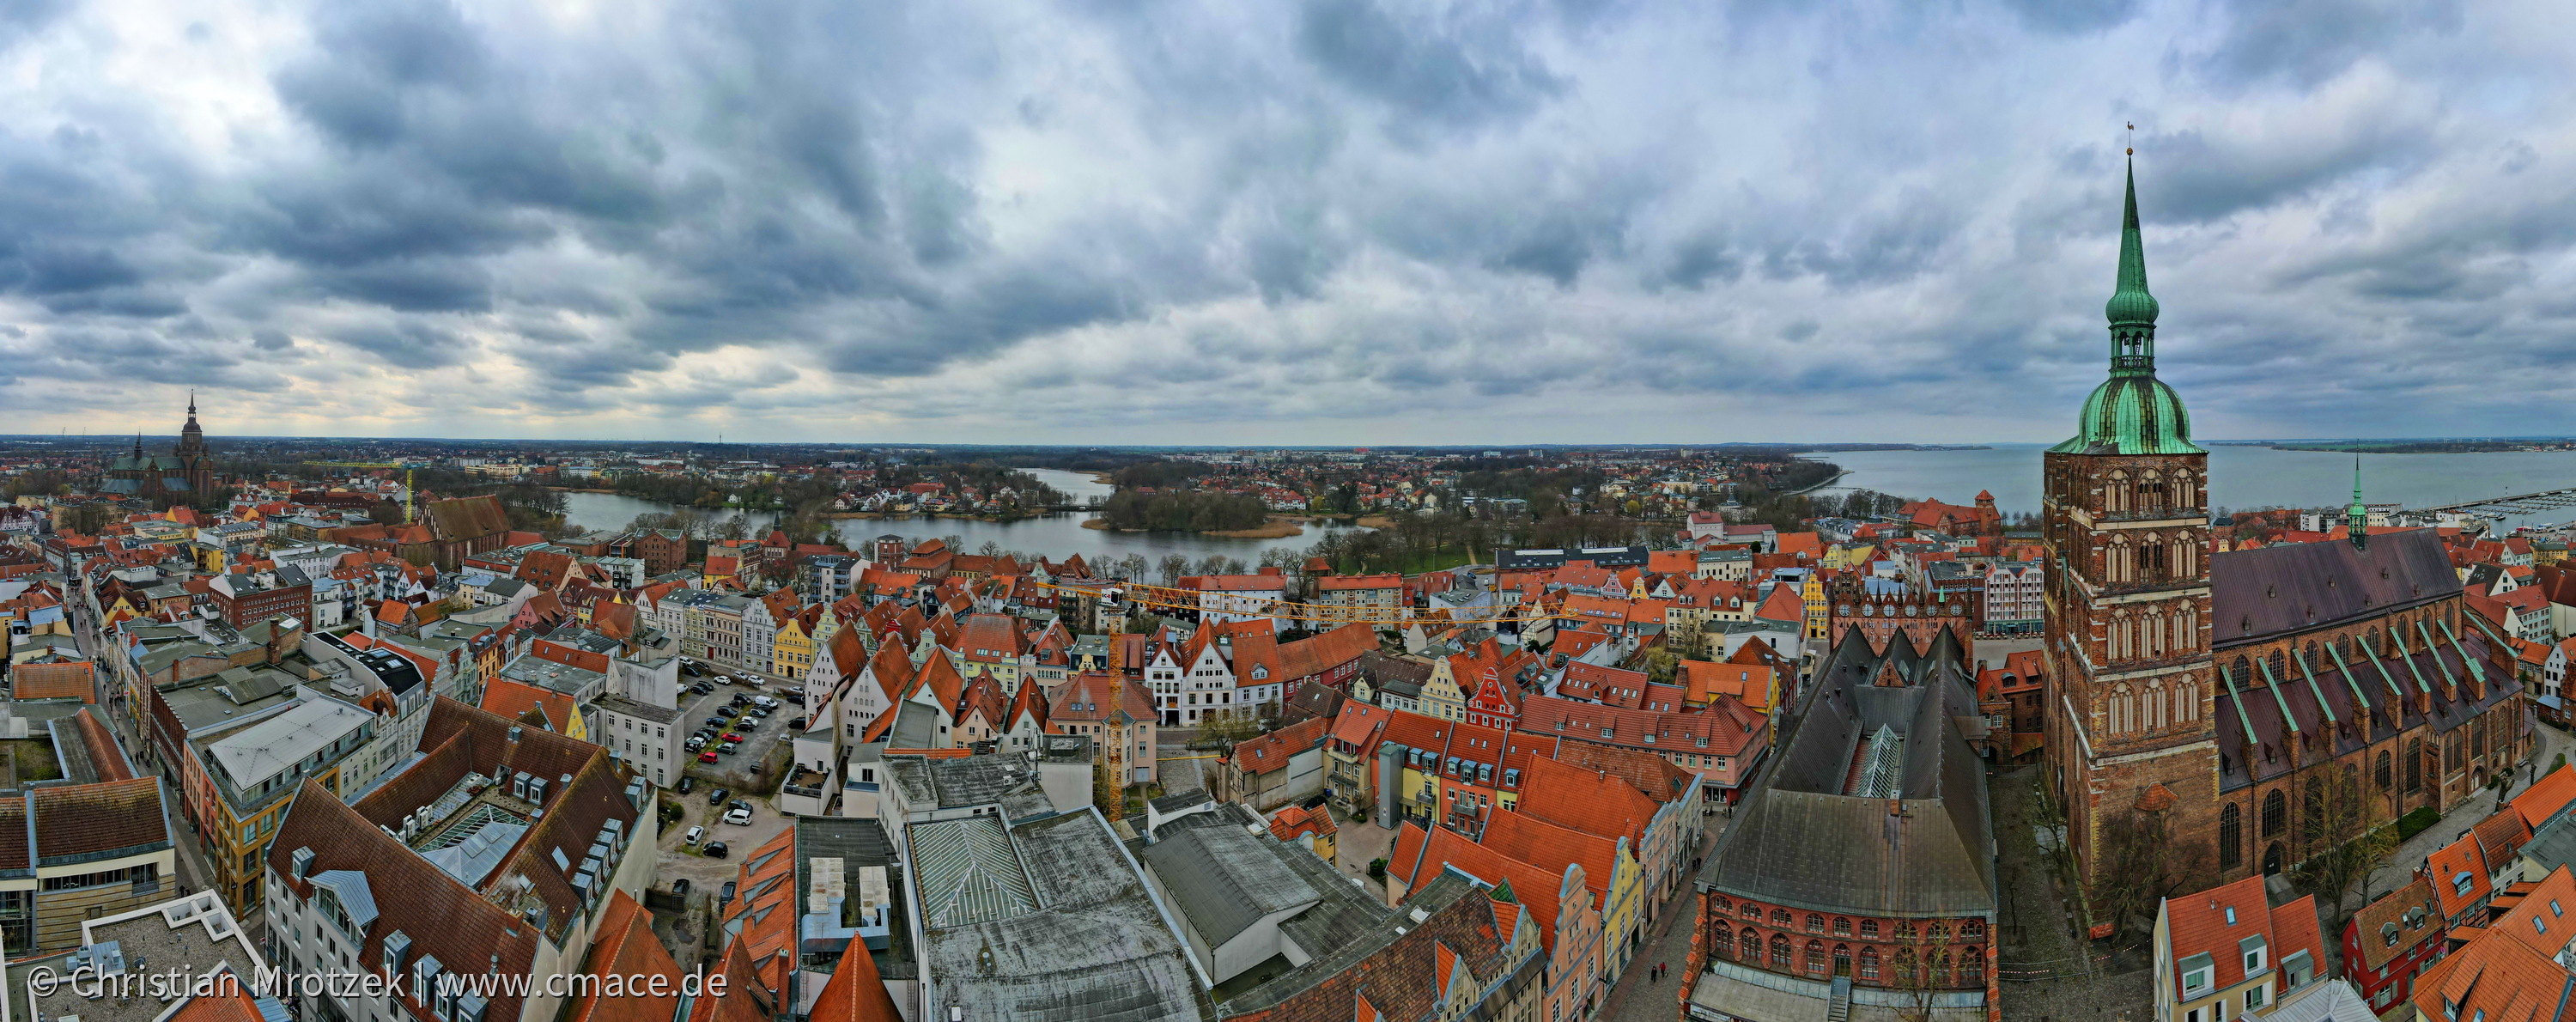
xmin=1816 ymin=443 xmax=2576 ymax=532
xmin=559 ymin=467 xmax=1364 ymax=563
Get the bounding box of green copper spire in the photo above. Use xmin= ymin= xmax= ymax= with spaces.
xmin=2105 ymin=161 xmax=2161 ymax=331
xmin=2049 ymin=155 xmax=2204 ymax=457
xmin=2348 ymin=451 xmax=2369 ymax=551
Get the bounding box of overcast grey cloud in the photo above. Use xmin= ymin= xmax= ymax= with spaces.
xmin=0 ymin=0 xmax=2571 ymax=443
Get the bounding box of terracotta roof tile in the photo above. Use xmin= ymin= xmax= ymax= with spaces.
xmin=33 ymin=776 xmax=167 ymax=861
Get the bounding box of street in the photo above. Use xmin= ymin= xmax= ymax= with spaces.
xmin=1591 ymin=810 xmax=1727 ymax=1022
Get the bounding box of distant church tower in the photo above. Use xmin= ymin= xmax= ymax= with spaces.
xmin=2041 ymin=159 xmax=2219 ymax=892
xmin=175 ymin=390 xmax=214 ymax=496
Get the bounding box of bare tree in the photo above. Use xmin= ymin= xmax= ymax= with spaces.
xmin=1119 ymin=553 xmax=1148 ymax=581
xmin=1157 ymin=554 xmax=1190 ymax=587
xmin=978 ymin=540 xmax=1003 ymax=557
xmin=1196 ymin=554 xmax=1229 ymax=576
xmin=2294 ymin=763 xmax=2397 ymax=925
xmin=2095 ymin=805 xmax=2216 ymax=942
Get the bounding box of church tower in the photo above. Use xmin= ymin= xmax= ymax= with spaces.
xmin=173 ymin=392 xmax=214 ymax=496
xmin=2041 ymin=159 xmax=2219 ymax=893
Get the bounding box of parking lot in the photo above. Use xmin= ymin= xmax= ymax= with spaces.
xmin=673 ymin=663 xmax=806 ymax=792
xmin=650 ymin=779 xmax=793 ymax=971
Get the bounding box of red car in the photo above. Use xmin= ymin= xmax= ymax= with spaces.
xmin=698 ymin=750 xmax=720 ymax=763
xmin=722 ymin=733 xmax=747 ymax=745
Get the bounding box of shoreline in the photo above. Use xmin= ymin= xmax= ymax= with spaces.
xmin=1082 ymin=514 xmax=1308 ymax=539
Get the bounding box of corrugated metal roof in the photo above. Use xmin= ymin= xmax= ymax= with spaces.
xmin=911 ymin=817 xmax=1036 ymax=928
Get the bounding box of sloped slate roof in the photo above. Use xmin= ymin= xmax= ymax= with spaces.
xmin=1701 ymin=629 xmax=1996 ymax=917
xmin=2212 ymin=529 xmax=2458 ymax=645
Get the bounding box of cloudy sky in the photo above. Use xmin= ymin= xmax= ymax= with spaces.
xmin=0 ymin=0 xmax=2569 ymax=444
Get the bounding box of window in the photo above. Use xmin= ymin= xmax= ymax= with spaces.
xmin=1860 ymin=920 xmax=1880 ymax=939
xmin=2182 ymin=965 xmax=2212 ymax=993
xmin=1859 ymin=946 xmax=1880 ymax=981
xmin=2219 ymin=803 xmax=2242 ymax=868
xmin=1770 ymin=934 xmax=1791 ymax=969
xmin=2245 ymin=984 xmax=2266 ymax=1009
xmin=2260 ymin=789 xmax=2286 ymax=837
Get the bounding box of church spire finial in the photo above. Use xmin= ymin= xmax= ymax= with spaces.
xmin=187 ymin=388 xmax=195 ymax=417
xmin=2348 ymin=447 xmax=2370 ymax=551
xmin=2105 ymin=137 xmax=2161 ymax=346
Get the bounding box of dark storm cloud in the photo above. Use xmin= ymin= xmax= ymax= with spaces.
xmin=0 ymin=0 xmax=2567 ymax=441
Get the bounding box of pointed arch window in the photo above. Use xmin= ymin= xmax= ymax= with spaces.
xmin=2219 ymin=802 xmax=2242 ymax=867
xmin=2143 ymin=678 xmax=2168 ymax=731
xmin=2108 ymin=683 xmax=2136 ymax=735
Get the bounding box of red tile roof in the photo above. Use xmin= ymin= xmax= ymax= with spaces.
xmin=2513 ymin=764 xmax=2576 ymax=832
xmin=2429 ymin=829 xmax=2499 ymax=922
xmin=2160 ymin=876 xmax=2321 ymax=1001
xmin=1233 ymin=716 xmax=1327 ymax=773
xmin=481 ymin=677 xmax=582 ymax=734
xmin=1513 ymin=751 xmax=1661 ymax=846
xmin=567 ymin=891 xmax=684 ymax=1022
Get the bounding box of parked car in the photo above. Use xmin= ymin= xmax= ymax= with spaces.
xmin=787 ymin=716 xmax=808 ymax=731
xmin=728 ymin=799 xmax=751 ymax=812
xmin=723 ymin=733 xmax=747 ymax=745
xmin=683 ymin=825 xmax=706 ymax=845
xmin=675 ymin=776 xmax=694 ymax=794
xmin=708 ymin=788 xmax=731 ymax=806
xmin=689 ymin=682 xmax=714 ymax=696
xmin=752 ymin=696 xmax=781 ymax=710
xmin=723 ymin=807 xmax=752 ymax=825
xmin=720 ymin=879 xmax=737 ymax=906
xmin=670 ymin=878 xmax=691 ymax=896
xmin=697 ymin=750 xmax=719 ymax=763
xmin=684 ymin=737 xmax=707 ymax=752
xmin=702 ymin=842 xmax=728 ymax=859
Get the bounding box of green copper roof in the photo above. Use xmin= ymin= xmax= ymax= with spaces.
xmin=2050 ymin=158 xmax=2203 ymax=456
xmin=2051 ymin=374 xmax=2200 ymax=455
xmin=2348 ymin=453 xmax=2369 ymax=548
xmin=2105 ymin=164 xmax=2160 ymax=327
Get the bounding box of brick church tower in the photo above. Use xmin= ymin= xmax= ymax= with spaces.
xmin=2041 ymin=160 xmax=2219 ymax=896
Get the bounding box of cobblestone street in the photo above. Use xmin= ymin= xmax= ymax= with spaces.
xmin=1599 ymin=809 xmax=1727 ymax=1022
xmin=1991 ymin=765 xmax=2153 ymax=1022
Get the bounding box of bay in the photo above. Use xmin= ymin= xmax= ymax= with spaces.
xmin=1815 ymin=443 xmax=2576 ymax=532
xmin=558 ymin=467 xmax=1366 ymax=563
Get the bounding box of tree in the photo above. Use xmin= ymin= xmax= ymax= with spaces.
xmin=978 ymin=540 xmax=1003 ymax=557
xmin=1196 ymin=712 xmax=1262 ymax=747
xmin=2293 ymin=763 xmax=2395 ymax=925
xmin=2094 ymin=804 xmax=2216 ymax=942
xmin=1118 ymin=553 xmax=1148 ymax=581
xmin=1157 ymin=554 xmax=1189 ymax=587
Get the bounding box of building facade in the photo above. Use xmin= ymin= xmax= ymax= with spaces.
xmin=2040 ymin=162 xmax=2530 ymax=906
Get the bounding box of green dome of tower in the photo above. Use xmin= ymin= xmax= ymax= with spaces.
xmin=2050 ymin=159 xmax=2203 ymax=457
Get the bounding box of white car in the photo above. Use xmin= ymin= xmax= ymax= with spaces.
xmin=751 ymin=696 xmax=781 ymax=710
xmin=683 ymin=825 xmax=707 ymax=845
xmin=723 ymin=807 xmax=753 ymax=826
